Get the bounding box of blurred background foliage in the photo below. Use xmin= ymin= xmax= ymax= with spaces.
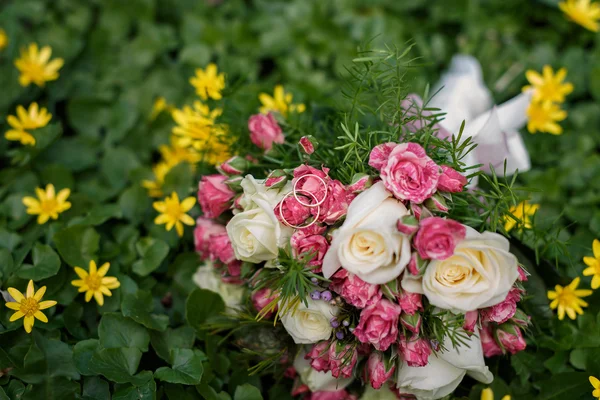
xmin=1 ymin=0 xmax=600 ymax=399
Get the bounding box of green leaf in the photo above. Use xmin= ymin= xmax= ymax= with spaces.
xmin=16 ymin=243 xmax=61 ymax=280
xmin=73 ymin=339 xmax=99 ymax=376
xmin=90 ymin=347 xmax=142 ymax=384
xmin=53 ymin=225 xmax=100 ymax=267
xmin=121 ymin=290 xmax=169 ymax=331
xmin=74 ymin=204 xmax=123 ymax=226
xmin=112 ymin=377 xmax=156 ymax=400
xmin=132 ymin=237 xmax=169 ymax=276
xmin=0 ymin=248 xmax=14 ymax=282
xmin=154 ymin=349 xmax=205 ymax=385
xmin=0 ymin=228 xmax=21 ymax=251
xmin=233 ymin=384 xmax=263 ymax=400
xmin=98 ymin=313 xmax=150 ymax=351
xmin=21 ymin=377 xmax=80 ymax=400
xmin=82 ymin=377 xmax=110 ymax=400
xmin=162 ymin=163 xmax=193 ymax=199
xmin=185 ymin=289 xmax=225 ymax=337
xmin=537 ymin=372 xmax=590 ymax=399
xmin=150 ymin=326 xmax=196 ymax=363
xmin=119 ymin=185 xmax=151 ymax=223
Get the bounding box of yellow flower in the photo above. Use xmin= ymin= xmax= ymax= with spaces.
xmin=590 ymin=376 xmax=600 ymax=398
xmin=0 ymin=28 xmax=8 ymax=51
xmin=4 ymin=102 xmax=52 ymax=146
xmin=259 ymin=84 xmax=306 ymax=116
xmin=189 ymin=63 xmax=225 ymax=100
xmin=547 ymin=277 xmax=593 ymax=320
xmin=481 ymin=388 xmax=511 ymax=400
xmin=159 ymin=137 xmax=202 ymax=168
xmin=523 ymin=66 xmax=574 ymax=103
xmin=5 ymin=280 xmax=57 ymax=333
xmin=14 ymin=43 xmax=64 ymax=87
xmin=583 ymin=239 xmax=600 ymax=289
xmin=142 ymin=162 xmax=171 ymax=198
xmin=559 ymin=0 xmax=600 ymax=32
xmin=526 ymin=100 xmax=567 ymax=135
xmin=149 ymin=97 xmax=174 ymax=121
xmin=22 ymin=184 xmax=71 ymax=224
xmin=153 ymin=192 xmax=196 ymax=237
xmin=71 ymin=260 xmax=121 ymax=306
xmin=504 ymin=201 xmax=539 ymax=232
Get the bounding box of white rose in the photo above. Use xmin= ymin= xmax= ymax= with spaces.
xmin=293 ymin=348 xmax=352 ymax=392
xmin=396 ymin=327 xmax=493 ymax=400
xmin=193 ymin=262 xmax=245 ymax=310
xmin=280 ymin=297 xmax=339 ymax=344
xmin=360 ymin=386 xmax=398 ymax=400
xmin=226 ymin=175 xmax=292 ymax=263
xmin=402 ymin=226 xmax=519 ymax=313
xmin=322 ymin=182 xmax=411 ymax=284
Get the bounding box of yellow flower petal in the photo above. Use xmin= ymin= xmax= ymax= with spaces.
xmin=34 ymin=311 xmax=48 ymax=323
xmin=10 ymin=311 xmax=25 ymax=322
xmin=23 ymin=315 xmax=34 ymax=333
xmin=8 ymin=288 xmax=25 ymax=303
xmin=38 ymin=300 xmax=57 ymax=310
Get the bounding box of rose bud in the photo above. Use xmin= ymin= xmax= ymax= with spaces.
xmin=398 ymin=334 xmax=431 ymax=367
xmin=511 ymin=309 xmax=531 ymax=327
xmin=397 ymin=290 xmax=423 ymax=315
xmin=198 ymin=175 xmax=235 ymax=218
xmin=400 ymin=312 xmax=422 ymax=334
xmin=397 ymin=215 xmax=419 ymax=235
xmin=497 ymin=323 xmax=527 ymax=354
xmin=518 ymin=265 xmax=529 ymax=281
xmin=218 ymin=156 xmax=250 ymax=176
xmin=480 ymin=288 xmax=519 ymax=325
xmin=265 ymin=169 xmax=289 ymax=188
xmin=224 ymin=176 xmax=244 ymax=192
xmin=299 ymin=135 xmax=318 ymax=155
xmin=424 ymin=193 xmax=449 ymax=213
xmin=437 ymin=165 xmax=468 ymax=193
xmin=407 ymin=252 xmax=428 ymax=276
xmin=248 ymin=112 xmax=284 ymax=151
xmin=463 ymin=310 xmax=479 ymax=333
xmin=366 ymin=352 xmax=395 ymax=390
xmin=347 ymin=173 xmax=372 ymax=194
xmin=480 ymin=324 xmax=503 ymax=358
xmin=252 ymin=288 xmax=277 ymax=319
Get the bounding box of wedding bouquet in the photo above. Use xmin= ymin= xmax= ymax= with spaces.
xmin=192 ymin=49 xmax=535 ymax=400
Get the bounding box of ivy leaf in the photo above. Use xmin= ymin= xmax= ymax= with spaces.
xmin=132 ymin=237 xmax=169 ymax=276
xmin=149 ymin=326 xmax=196 ymax=363
xmin=154 ymin=349 xmax=205 ymax=385
xmin=233 ymin=384 xmax=263 ymax=400
xmin=53 ymin=225 xmax=100 ymax=267
xmin=81 ymin=377 xmax=110 ymax=400
xmin=185 ymin=289 xmax=225 ymax=337
xmin=122 ymin=290 xmax=169 ymax=331
xmin=16 ymin=243 xmax=61 ymax=280
xmin=90 ymin=347 xmax=142 ymax=384
xmin=73 ymin=339 xmax=100 ymax=376
xmin=98 ymin=313 xmax=150 ymax=351
xmin=112 ymin=376 xmax=156 ymax=400
xmin=21 ymin=377 xmax=80 ymax=400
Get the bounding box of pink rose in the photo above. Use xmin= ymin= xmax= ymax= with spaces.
xmin=306 ymin=341 xmax=331 ymax=372
xmin=211 ymin=232 xmax=236 ymax=265
xmin=252 ymin=288 xmax=277 ymax=318
xmin=290 ymin=224 xmax=329 ymax=269
xmin=413 ymin=217 xmax=466 ymax=260
xmin=497 ymin=324 xmax=527 ymax=354
xmin=248 ymin=113 xmax=284 ymax=151
xmin=194 ymin=217 xmax=227 ymax=259
xmin=328 ymin=343 xmax=358 ymax=378
xmin=353 ymin=299 xmax=402 ymax=351
xmin=330 ymin=270 xmax=382 ymax=308
xmin=397 ymin=290 xmax=423 ymax=315
xmin=463 ymin=310 xmax=479 ymax=333
xmin=308 ymin=391 xmax=355 ymax=400
xmin=198 ymin=175 xmax=235 ymax=218
xmin=312 ymin=180 xmax=355 ymax=225
xmin=369 ymin=142 xmax=441 ymax=203
xmin=480 ymin=288 xmax=520 ymax=324
xmin=275 ymin=195 xmax=311 ymax=226
xmin=480 ymin=325 xmax=503 ymax=358
xmin=366 ymin=352 xmax=395 ymax=389
xmin=398 ymin=334 xmax=431 ymax=367
xmin=437 ymin=165 xmax=468 ymax=193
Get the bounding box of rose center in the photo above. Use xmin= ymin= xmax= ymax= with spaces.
xmin=351 ymin=232 xmax=385 ymax=258
xmin=436 ymin=262 xmax=472 ymax=286
xmin=240 ymin=229 xmax=256 ymax=251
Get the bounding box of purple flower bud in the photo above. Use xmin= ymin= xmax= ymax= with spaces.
xmin=321 ymin=290 xmax=332 ymax=301
xmin=336 ymin=331 xmax=345 ymax=340
xmin=349 ymin=327 xmax=354 ymax=333
xmin=311 ymin=277 xmax=318 ymax=284
xmin=310 ymin=290 xmax=321 ymax=300
xmin=342 ymin=320 xmax=350 ymax=327
xmin=330 ymin=318 xmax=340 ymax=328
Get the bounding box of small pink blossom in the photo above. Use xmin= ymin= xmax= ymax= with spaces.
xmin=398 ymin=334 xmax=431 ymax=367
xmin=211 ymin=232 xmax=236 ymax=265
xmin=437 ymin=165 xmax=468 ymax=193
xmin=353 ymin=299 xmax=402 ymax=351
xmin=480 ymin=288 xmax=520 ymax=324
xmin=497 ymin=324 xmax=527 ymax=354
xmin=312 ymin=180 xmax=355 ymax=225
xmin=306 ymin=341 xmax=331 ymax=372
xmin=248 ymin=113 xmax=284 ymax=151
xmin=399 ymin=313 xmax=422 ymax=334
xmin=413 ymin=217 xmax=466 ymax=260
xmin=299 ymin=136 xmax=316 ymax=155
xmin=275 ymin=195 xmax=311 ymax=226
xmin=347 ymin=174 xmax=372 ymax=194
xmin=518 ymin=266 xmax=529 ymax=281
xmin=194 ymin=217 xmax=227 ymax=259
xmin=290 ymin=224 xmax=329 ymax=269
xmin=366 ymin=352 xmax=395 ymax=390
xmin=328 ymin=343 xmax=358 ymax=379
xmin=480 ymin=324 xmax=503 ymax=358
xmin=463 ymin=310 xmax=479 ymax=333
xmin=252 ymin=288 xmax=277 ymax=318
xmin=218 ymin=156 xmax=249 ymax=175
xmin=198 ymin=175 xmax=235 ymax=218
xmin=397 ymin=291 xmax=423 ymax=315
xmin=370 ymin=142 xmax=441 ymax=203
xmin=330 ymin=270 xmax=382 ymax=308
